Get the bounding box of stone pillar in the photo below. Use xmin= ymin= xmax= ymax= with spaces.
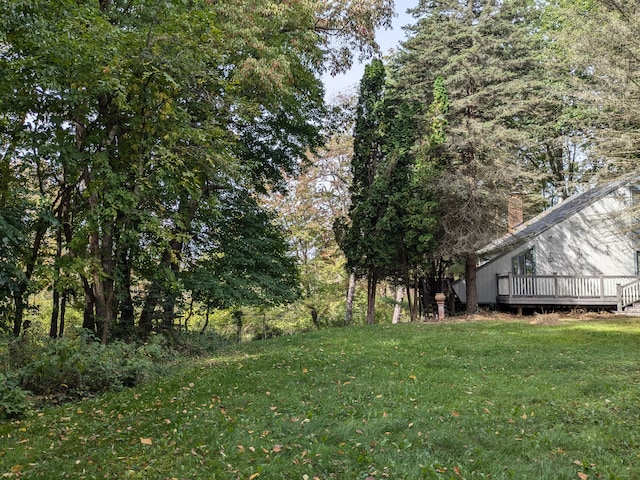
xmin=435 ymin=292 xmax=446 ymax=321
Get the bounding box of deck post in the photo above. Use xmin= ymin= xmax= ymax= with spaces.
xmin=599 ymin=275 xmax=604 ymax=302
xmin=616 ymin=283 xmax=622 ymax=313
xmin=508 ymin=272 xmax=513 ymax=299
xmin=553 ymin=273 xmax=558 ymax=299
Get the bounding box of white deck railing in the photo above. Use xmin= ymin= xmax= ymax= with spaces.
xmin=496 ymin=274 xmax=640 ymax=309
xmin=617 ymin=279 xmax=640 ymax=312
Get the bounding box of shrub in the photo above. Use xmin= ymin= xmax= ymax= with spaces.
xmin=19 ymin=336 xmax=84 ymax=396
xmin=14 ymin=334 xmax=179 ymax=402
xmin=0 ymin=371 xmax=32 ymax=419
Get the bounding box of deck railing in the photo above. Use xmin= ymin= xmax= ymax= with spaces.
xmin=617 ymin=279 xmax=640 ymax=312
xmin=496 ymin=274 xmax=640 ymax=306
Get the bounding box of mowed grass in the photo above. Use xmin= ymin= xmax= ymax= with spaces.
xmin=1 ymin=318 xmax=640 ymax=479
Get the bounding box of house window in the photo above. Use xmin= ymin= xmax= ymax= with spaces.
xmin=512 ymin=248 xmax=535 ymax=275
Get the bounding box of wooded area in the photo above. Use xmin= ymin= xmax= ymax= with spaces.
xmin=1 ymin=0 xmax=639 ymax=343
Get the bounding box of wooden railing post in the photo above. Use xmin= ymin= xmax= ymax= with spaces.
xmin=553 ymin=273 xmax=558 ymax=299
xmin=599 ymin=275 xmax=604 ymax=301
xmin=508 ymin=272 xmax=513 ymax=299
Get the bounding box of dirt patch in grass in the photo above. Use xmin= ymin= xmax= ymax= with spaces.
xmin=528 ymin=312 xmax=562 ymax=325
xmin=441 ymin=309 xmax=629 ymax=324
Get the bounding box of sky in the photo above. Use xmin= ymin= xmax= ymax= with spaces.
xmin=322 ymin=0 xmax=419 ymax=101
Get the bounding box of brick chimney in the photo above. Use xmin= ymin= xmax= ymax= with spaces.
xmin=508 ymin=194 xmax=523 ymax=232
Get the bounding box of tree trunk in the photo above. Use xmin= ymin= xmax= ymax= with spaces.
xmin=465 ymin=253 xmax=478 ymax=314
xmin=404 ymin=273 xmax=417 ymax=322
xmin=113 ymin=228 xmax=136 ymax=333
xmin=140 ymin=190 xmax=202 ymax=332
xmin=12 ymin=286 xmax=26 ymax=337
xmin=59 ymin=290 xmax=67 ymax=337
xmin=392 ymin=285 xmax=403 ymax=324
xmin=50 ymin=217 xmax=63 ymax=338
xmin=82 ymin=283 xmax=96 ymax=332
xmin=233 ymin=310 xmax=243 ymax=342
xmin=12 ymin=219 xmax=49 ymax=336
xmin=309 ymin=306 xmax=319 ymax=328
xmin=89 ymin=226 xmax=115 ymax=345
xmin=138 ymin=286 xmax=157 ymax=338
xmin=345 ymin=270 xmax=356 ymax=325
xmin=50 ymin=288 xmax=60 ymax=339
xmin=366 ymin=271 xmax=377 ymax=325
xmin=200 ymin=305 xmax=210 ymax=334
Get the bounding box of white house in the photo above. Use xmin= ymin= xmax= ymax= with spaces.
xmin=454 ymin=174 xmax=640 ymax=312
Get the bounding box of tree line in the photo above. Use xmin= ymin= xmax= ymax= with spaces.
xmin=0 ymin=0 xmax=394 ymax=341
xmin=2 ymin=0 xmax=639 ymax=339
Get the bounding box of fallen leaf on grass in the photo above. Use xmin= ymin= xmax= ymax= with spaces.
xmin=140 ymin=437 xmax=153 ymax=445
xmin=249 ymin=474 xmax=260 ymax=480
xmin=578 ymin=473 xmax=588 ymax=480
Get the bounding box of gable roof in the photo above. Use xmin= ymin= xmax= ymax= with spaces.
xmin=478 ymin=175 xmax=635 ymax=258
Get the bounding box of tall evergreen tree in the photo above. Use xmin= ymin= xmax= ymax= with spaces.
xmin=336 ymin=59 xmax=395 ymax=324
xmin=395 ymin=0 xmax=544 ymax=312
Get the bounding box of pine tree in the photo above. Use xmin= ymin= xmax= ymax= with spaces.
xmin=394 ymin=0 xmax=545 ymax=312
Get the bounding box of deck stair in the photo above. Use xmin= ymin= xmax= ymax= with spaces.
xmin=617 ymin=279 xmax=640 ymax=313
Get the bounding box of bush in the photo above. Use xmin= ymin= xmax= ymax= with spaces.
xmin=14 ymin=334 xmax=178 ymax=401
xmin=0 ymin=328 xmax=226 ymax=417
xmin=0 ymin=371 xmax=32 ymax=419
xmin=19 ymin=336 xmax=84 ymax=396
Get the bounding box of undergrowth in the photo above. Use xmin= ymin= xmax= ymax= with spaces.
xmin=0 ymin=329 xmax=227 ymax=419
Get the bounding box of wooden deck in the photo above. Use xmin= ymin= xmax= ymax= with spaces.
xmin=496 ymin=274 xmax=640 ymax=309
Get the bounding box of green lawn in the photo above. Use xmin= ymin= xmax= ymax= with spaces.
xmin=2 ymin=318 xmax=640 ymax=479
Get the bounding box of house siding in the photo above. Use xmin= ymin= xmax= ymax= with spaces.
xmin=455 ymin=185 xmax=638 ymax=305
xmin=532 ymin=188 xmax=636 ymax=277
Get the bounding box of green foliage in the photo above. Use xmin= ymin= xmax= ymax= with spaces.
xmin=11 ymin=334 xmax=177 ymax=399
xmin=546 ymin=0 xmax=640 ymax=177
xmin=1 ymin=318 xmax=640 ymax=478
xmin=338 ymin=59 xmax=399 ymax=280
xmin=0 ymin=371 xmax=31 ymax=420
xmin=183 ymin=187 xmax=301 ymax=311
xmin=170 ymin=330 xmax=228 ymax=358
